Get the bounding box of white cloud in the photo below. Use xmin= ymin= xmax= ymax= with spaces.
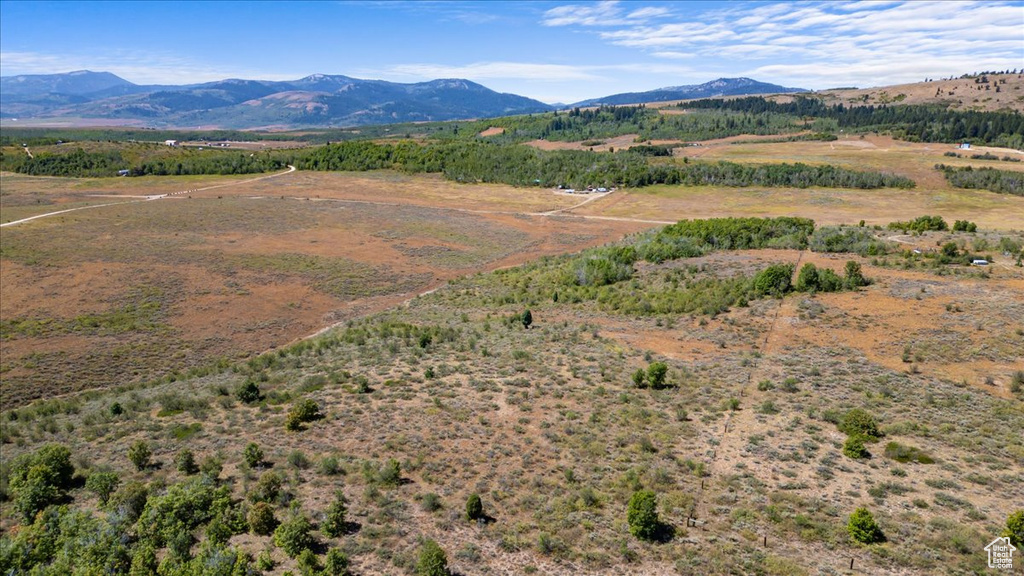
xmin=538 ymin=0 xmax=1024 ymax=88
xmin=543 ymin=0 xmax=623 ymax=26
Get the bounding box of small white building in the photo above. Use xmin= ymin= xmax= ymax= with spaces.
xmin=164 ymin=140 xmax=178 ymax=146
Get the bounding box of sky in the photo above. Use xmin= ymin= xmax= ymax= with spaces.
xmin=1 ymin=0 xmax=1022 ymax=104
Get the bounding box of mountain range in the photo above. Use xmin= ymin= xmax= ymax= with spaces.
xmin=0 ymin=71 xmax=806 ymax=129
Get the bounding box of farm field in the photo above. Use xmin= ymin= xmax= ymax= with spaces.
xmin=576 ymin=136 xmax=1024 ymax=230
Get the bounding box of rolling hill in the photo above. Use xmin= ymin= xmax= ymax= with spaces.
xmin=0 ymin=71 xmax=555 ymax=128
xmin=573 ymin=77 xmax=806 ymax=107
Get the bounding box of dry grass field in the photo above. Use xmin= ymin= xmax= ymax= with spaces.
xmin=1 ymin=170 xmax=647 ymax=406
xmin=1 ymin=127 xmax=1023 ymax=575
xmin=2 ymin=240 xmax=1020 ymax=575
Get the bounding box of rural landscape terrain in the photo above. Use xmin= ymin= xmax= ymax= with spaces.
xmin=1 ymin=69 xmax=1023 ymax=576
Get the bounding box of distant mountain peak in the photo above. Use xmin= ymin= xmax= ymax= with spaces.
xmin=573 ymin=77 xmax=807 ymax=107
xmin=0 ymin=69 xmax=553 ymax=128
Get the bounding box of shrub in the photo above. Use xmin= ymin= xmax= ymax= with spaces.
xmin=1011 ymin=371 xmax=1024 ymax=395
xmin=416 ymin=539 xmax=449 ymax=576
xmin=296 ymin=549 xmax=320 ymax=575
xmin=883 ymin=442 xmax=934 ymax=464
xmin=627 ymin=489 xmax=660 ymax=540
xmin=631 ymin=368 xmax=646 ymax=388
xmin=236 ymin=380 xmax=262 ymax=404
xmin=175 ymin=449 xmax=199 ymax=475
xmin=753 ymin=264 xmax=794 ymax=296
xmin=848 ymin=507 xmax=885 ymax=544
xmin=273 ymin=512 xmax=314 ymax=557
xmin=319 ymin=455 xmax=341 ymax=476
xmin=838 ymin=408 xmax=881 ymax=440
xmin=200 ymin=455 xmax=223 ymax=479
xmin=109 ymin=481 xmax=149 ymax=523
xmin=466 ymin=493 xmax=484 ymax=521
xmin=85 ymin=471 xmax=120 ymax=504
xmin=646 ymin=362 xmax=669 ymax=389
xmin=7 ymin=444 xmax=76 ymax=520
xmin=11 ymin=466 xmax=60 ymax=522
xmin=843 ymin=435 xmax=870 ymax=459
xmin=248 ymin=471 xmax=283 ymax=504
xmin=1004 ymin=510 xmax=1024 ymax=548
xmin=844 ymin=260 xmax=867 ymax=288
xmin=288 ymin=450 xmax=310 ymax=469
xmin=379 ymin=458 xmax=401 ymax=486
xmin=243 ymin=443 xmax=264 ymax=468
xmin=248 ymin=502 xmax=277 ymax=535
xmin=323 ymin=548 xmax=350 ymax=576
xmin=421 ymin=492 xmax=443 ymax=512
xmin=256 ymin=550 xmax=275 ymax=571
xmin=127 ymin=441 xmax=152 ymax=471
xmin=286 ymin=399 xmax=322 ymax=431
xmin=521 ymin=309 xmax=533 ymax=329
xmin=322 ymin=492 xmax=348 ymax=537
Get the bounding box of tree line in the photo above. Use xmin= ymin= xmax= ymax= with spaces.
xmin=297 ymin=141 xmax=915 ymax=190
xmin=935 ymin=164 xmax=1023 ymax=196
xmin=682 ymin=96 xmax=1024 ymax=149
xmin=0 ymin=147 xmax=289 ymax=177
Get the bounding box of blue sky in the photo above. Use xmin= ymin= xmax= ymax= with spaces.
xmin=1 ymin=1 xmax=1022 ymax=103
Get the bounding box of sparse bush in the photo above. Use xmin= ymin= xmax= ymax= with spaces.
xmin=200 ymin=455 xmax=223 ymax=479
xmin=521 ymin=309 xmax=533 ymax=329
xmin=421 ymin=492 xmax=443 ymax=512
xmin=848 ymin=507 xmax=885 ymax=544
xmin=1011 ymin=371 xmax=1024 ymax=395
xmin=296 ymin=549 xmax=320 ymax=575
xmin=286 ymin=399 xmax=322 ymax=431
xmin=838 ymin=408 xmax=881 ymax=440
xmin=256 ymin=549 xmax=275 ymax=571
xmin=236 ymin=380 xmax=262 ymax=404
xmin=631 ymin=368 xmax=646 ymax=388
xmin=319 ymin=455 xmax=341 ymax=476
xmin=627 ymin=489 xmax=660 ymax=540
xmin=243 ymin=443 xmax=264 ymax=468
xmin=883 ymin=441 xmax=934 ymax=464
xmin=175 ymin=449 xmax=199 ymax=475
xmin=1005 ymin=510 xmax=1024 ymax=547
xmin=646 ymin=362 xmax=668 ymax=389
xmin=322 ymin=492 xmax=348 ymax=537
xmin=249 ymin=471 xmax=283 ymax=504
xmin=323 ymin=548 xmax=350 ymax=576
xmin=379 ymin=458 xmax=401 ymax=487
xmin=273 ymin=512 xmax=314 ymax=557
xmin=416 ymin=539 xmax=449 ymax=576
xmin=127 ymin=441 xmax=152 ymax=471
xmin=85 ymin=471 xmax=120 ymax=504
xmin=753 ymin=264 xmax=794 ymax=296
xmin=466 ymin=493 xmax=484 ymax=521
xmin=248 ymin=502 xmax=277 ymax=535
xmin=109 ymin=481 xmax=148 ymax=523
xmin=288 ymin=450 xmax=310 ymax=469
xmin=843 ymin=435 xmax=870 ymax=459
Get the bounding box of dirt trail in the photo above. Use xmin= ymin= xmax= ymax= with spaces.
xmin=0 ymin=165 xmax=297 ymax=229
